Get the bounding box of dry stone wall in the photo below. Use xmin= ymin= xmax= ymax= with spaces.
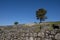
xmin=0 ymin=29 xmax=60 ymax=40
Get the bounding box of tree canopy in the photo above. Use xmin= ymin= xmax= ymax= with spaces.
xmin=14 ymin=22 xmax=19 ymax=25
xmin=36 ymin=8 xmax=47 ymax=23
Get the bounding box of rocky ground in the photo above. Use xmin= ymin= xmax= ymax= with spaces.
xmin=0 ymin=23 xmax=60 ymax=40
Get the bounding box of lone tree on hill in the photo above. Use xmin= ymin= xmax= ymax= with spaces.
xmin=14 ymin=22 xmax=19 ymax=25
xmin=36 ymin=8 xmax=47 ymax=23
xmin=14 ymin=22 xmax=19 ymax=30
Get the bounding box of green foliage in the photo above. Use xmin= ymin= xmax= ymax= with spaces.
xmin=36 ymin=8 xmax=47 ymax=23
xmin=14 ymin=22 xmax=19 ymax=25
xmin=48 ymin=26 xmax=53 ymax=31
xmin=49 ymin=21 xmax=60 ymax=24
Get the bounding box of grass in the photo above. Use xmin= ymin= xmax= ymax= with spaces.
xmin=49 ymin=21 xmax=60 ymax=24
xmin=1 ymin=21 xmax=60 ymax=32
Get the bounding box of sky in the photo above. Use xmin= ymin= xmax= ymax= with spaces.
xmin=0 ymin=0 xmax=60 ymax=25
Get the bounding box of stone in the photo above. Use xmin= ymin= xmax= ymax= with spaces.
xmin=55 ymin=33 xmax=60 ymax=40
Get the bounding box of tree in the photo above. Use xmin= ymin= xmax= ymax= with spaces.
xmin=36 ymin=8 xmax=47 ymax=23
xmin=14 ymin=22 xmax=19 ymax=25
xmin=14 ymin=22 xmax=19 ymax=30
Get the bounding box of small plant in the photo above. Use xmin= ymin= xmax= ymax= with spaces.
xmin=14 ymin=21 xmax=19 ymax=25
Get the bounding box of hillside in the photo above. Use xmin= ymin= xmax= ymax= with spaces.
xmin=0 ymin=21 xmax=60 ymax=32
xmin=0 ymin=21 xmax=60 ymax=40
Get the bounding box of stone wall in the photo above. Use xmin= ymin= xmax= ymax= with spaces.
xmin=0 ymin=29 xmax=60 ymax=40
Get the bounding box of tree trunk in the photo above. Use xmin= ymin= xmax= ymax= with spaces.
xmin=39 ymin=19 xmax=42 ymax=30
xmin=39 ymin=19 xmax=42 ymax=24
